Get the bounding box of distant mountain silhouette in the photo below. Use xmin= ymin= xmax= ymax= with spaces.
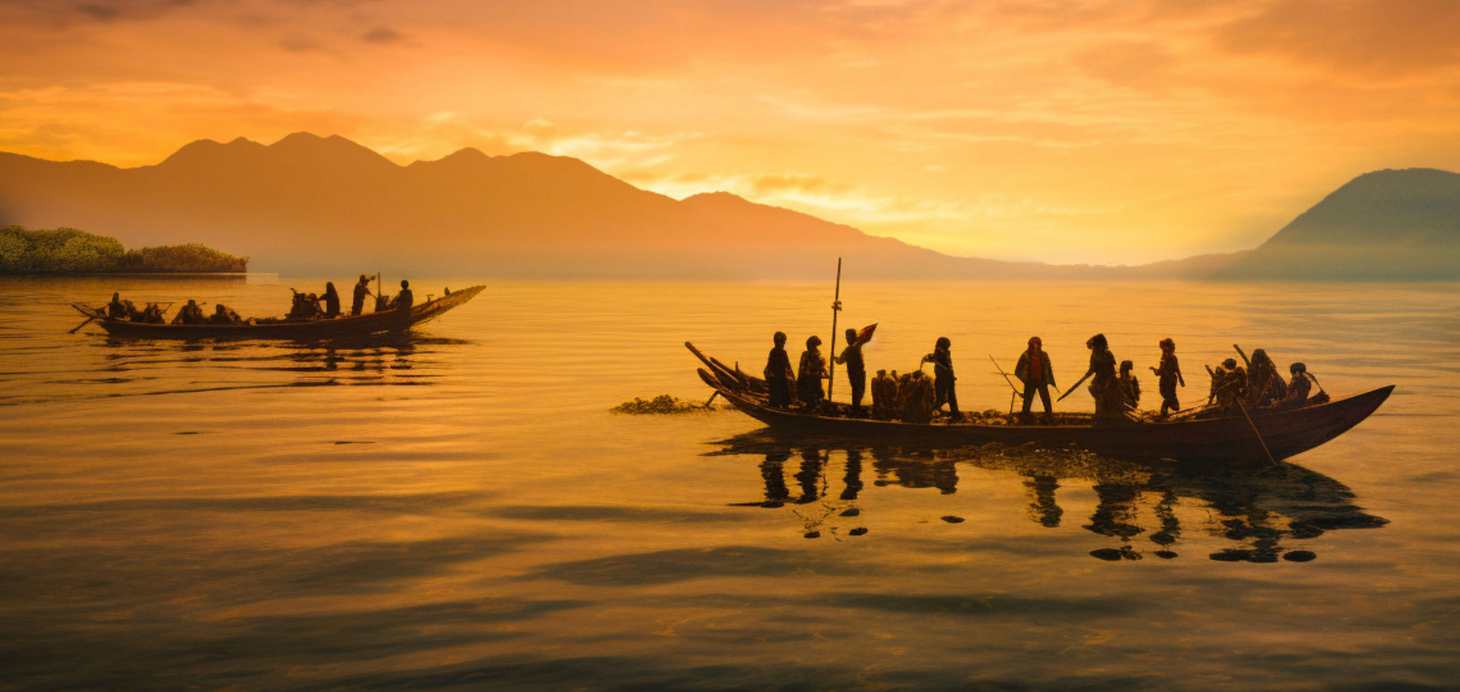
xmin=1212 ymin=168 xmax=1460 ymax=280
xmin=0 ymin=132 xmax=1236 ymax=278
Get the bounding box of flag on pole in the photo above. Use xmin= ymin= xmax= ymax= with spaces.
xmin=856 ymin=323 xmax=877 ymax=343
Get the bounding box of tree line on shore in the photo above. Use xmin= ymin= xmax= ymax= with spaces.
xmin=0 ymin=226 xmax=248 ymax=274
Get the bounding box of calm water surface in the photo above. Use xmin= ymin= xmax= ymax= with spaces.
xmin=1 ymin=276 xmax=1458 ymax=691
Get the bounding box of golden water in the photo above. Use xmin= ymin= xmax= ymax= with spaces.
xmin=2 ymin=275 xmax=1457 ymax=691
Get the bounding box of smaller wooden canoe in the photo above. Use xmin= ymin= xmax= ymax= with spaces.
xmin=75 ymin=285 xmax=484 ymax=340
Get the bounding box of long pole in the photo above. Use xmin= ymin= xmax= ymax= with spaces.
xmin=1236 ymin=399 xmax=1279 ymax=465
xmin=827 ymin=258 xmax=843 ymax=400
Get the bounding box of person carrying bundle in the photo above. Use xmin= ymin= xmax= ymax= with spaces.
xmin=797 ymin=335 xmax=828 ymax=410
xmin=921 ymin=337 xmax=961 ymax=420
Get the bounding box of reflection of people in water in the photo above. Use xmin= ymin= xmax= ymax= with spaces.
xmin=1023 ymin=475 xmax=1062 ymax=528
xmin=713 ymin=434 xmax=1386 ymax=562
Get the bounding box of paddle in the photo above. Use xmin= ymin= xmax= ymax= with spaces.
xmin=987 ymin=354 xmax=1024 ymax=398
xmin=826 ymin=257 xmax=842 ymax=400
xmin=1235 ymin=398 xmax=1279 ymax=466
xmin=1056 ymin=370 xmax=1094 ymax=402
xmin=67 ymin=315 xmax=97 ymax=334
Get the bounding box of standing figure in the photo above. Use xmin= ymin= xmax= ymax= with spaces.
xmin=796 ymin=335 xmax=827 ymax=409
xmin=389 ymin=280 xmax=414 ymax=311
xmin=762 ymin=331 xmax=795 ymax=409
xmin=835 ymin=327 xmax=870 ymax=415
xmin=1150 ymin=338 xmax=1185 ymax=416
xmin=921 ymin=337 xmax=961 ymax=420
xmin=350 ymin=275 xmax=373 ymax=316
xmin=321 ymin=281 xmax=341 ymax=319
xmin=1082 ymin=333 xmax=1122 ymax=420
xmin=1014 ymin=336 xmax=1057 ymax=422
xmin=1118 ymin=360 xmax=1141 ymax=410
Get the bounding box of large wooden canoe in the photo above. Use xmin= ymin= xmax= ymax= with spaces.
xmin=75 ymin=285 xmax=484 ymax=340
xmin=687 ymin=342 xmax=1393 ymax=463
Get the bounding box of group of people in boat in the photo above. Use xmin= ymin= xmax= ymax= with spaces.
xmin=100 ymin=275 xmax=418 ymax=326
xmin=763 ymin=329 xmax=1326 ymax=424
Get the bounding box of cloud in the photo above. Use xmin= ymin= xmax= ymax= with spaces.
xmin=1214 ymin=0 xmax=1460 ymax=77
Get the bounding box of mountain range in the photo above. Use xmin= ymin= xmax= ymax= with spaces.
xmin=0 ymin=133 xmax=1455 ymax=280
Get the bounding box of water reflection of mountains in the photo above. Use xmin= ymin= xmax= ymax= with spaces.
xmin=708 ymin=432 xmax=1388 ymax=563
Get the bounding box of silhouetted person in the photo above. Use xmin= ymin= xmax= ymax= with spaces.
xmin=104 ymin=292 xmax=132 ymax=319
xmin=1275 ymin=362 xmax=1314 ymax=410
xmin=1241 ymin=347 xmax=1285 ymax=407
xmin=921 ymin=336 xmax=960 ymax=420
xmin=135 ymin=303 xmax=165 ymax=323
xmin=1150 ymin=338 xmax=1184 ymax=416
xmin=1211 ymin=358 xmax=1246 ymax=413
xmin=288 ymin=290 xmax=321 ymax=319
xmin=171 ymin=299 xmax=206 ymax=325
xmin=1083 ymin=333 xmax=1121 ymax=420
xmin=835 ymin=327 xmax=869 ymax=415
xmin=1118 ymin=359 xmax=1141 ymax=410
xmin=389 ymin=279 xmax=413 ymax=311
xmin=763 ymin=331 xmax=795 ymax=408
xmin=351 ymin=275 xmax=373 ymax=316
xmin=1015 ymin=336 xmax=1056 ymax=422
xmin=321 ymin=281 xmax=341 ymax=319
xmin=209 ymin=303 xmax=242 ymax=324
xmin=797 ymin=335 xmax=827 ymax=409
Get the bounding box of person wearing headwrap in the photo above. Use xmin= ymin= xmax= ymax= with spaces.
xmin=1150 ymin=338 xmax=1185 ymax=416
xmin=1015 ymin=336 xmax=1056 ymax=422
xmin=797 ymin=335 xmax=827 ymax=409
xmin=1082 ymin=333 xmax=1122 ymax=419
xmin=921 ymin=336 xmax=961 ymax=420
xmin=762 ymin=331 xmax=795 ymax=408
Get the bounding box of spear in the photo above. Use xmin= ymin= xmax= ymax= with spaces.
xmin=827 ymin=257 xmax=843 ymax=400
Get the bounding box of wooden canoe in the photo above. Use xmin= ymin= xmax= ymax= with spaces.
xmin=687 ymin=341 xmax=1393 ymax=463
xmin=74 ymin=285 xmax=484 ymax=340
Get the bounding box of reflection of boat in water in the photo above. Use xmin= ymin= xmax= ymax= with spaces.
xmin=709 ymin=432 xmax=1388 ymax=562
xmin=73 ymin=285 xmax=484 ymax=340
xmin=688 ymin=342 xmax=1392 ymax=462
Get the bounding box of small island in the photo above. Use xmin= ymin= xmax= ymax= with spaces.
xmin=0 ymin=226 xmax=247 ymax=275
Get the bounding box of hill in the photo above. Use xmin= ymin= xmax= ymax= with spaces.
xmin=0 ymin=133 xmax=1247 ymax=279
xmin=1212 ymin=168 xmax=1460 ymax=280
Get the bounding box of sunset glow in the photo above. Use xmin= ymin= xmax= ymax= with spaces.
xmin=4 ymin=0 xmax=1460 ymax=263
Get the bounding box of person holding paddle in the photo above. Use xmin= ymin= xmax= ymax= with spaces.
xmin=350 ymin=275 xmax=374 ymax=316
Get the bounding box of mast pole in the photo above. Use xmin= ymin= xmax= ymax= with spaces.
xmin=828 ymin=257 xmax=843 ymax=400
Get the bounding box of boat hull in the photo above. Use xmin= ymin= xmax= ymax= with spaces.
xmin=688 ymin=343 xmax=1393 ymax=463
xmin=78 ymin=285 xmax=484 ymax=340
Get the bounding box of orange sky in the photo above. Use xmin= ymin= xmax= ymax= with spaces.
xmin=3 ymin=0 xmax=1460 ymax=264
